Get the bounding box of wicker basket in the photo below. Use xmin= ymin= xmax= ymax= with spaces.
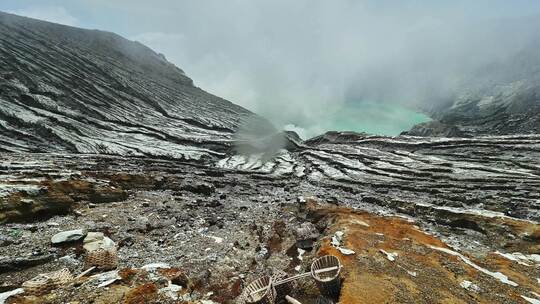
xmin=271 ymin=270 xmax=293 ymax=303
xmin=85 ymin=247 xmax=118 ymax=270
xmin=311 ymin=255 xmax=341 ymax=300
xmin=22 ymin=268 xmax=73 ymax=296
xmin=240 ymin=275 xmax=276 ymax=304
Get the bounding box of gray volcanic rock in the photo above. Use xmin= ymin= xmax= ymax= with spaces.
xmin=219 ymin=131 xmax=540 ymax=222
xmin=0 ymin=11 xmax=272 ymax=161
xmin=402 ymin=121 xmax=467 ymax=137
xmin=404 ymin=85 xmax=540 ymax=137
xmin=0 ymin=148 xmax=539 ymax=303
xmin=50 ymin=229 xmax=86 ymax=244
xmin=405 ymin=41 xmax=540 ymax=137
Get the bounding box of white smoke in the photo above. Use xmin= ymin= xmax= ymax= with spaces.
xmin=4 ymin=1 xmax=540 ymax=136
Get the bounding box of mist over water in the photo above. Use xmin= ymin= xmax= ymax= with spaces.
xmin=3 ymin=0 xmax=540 ymax=139
xmin=284 ymin=101 xmax=431 ymax=139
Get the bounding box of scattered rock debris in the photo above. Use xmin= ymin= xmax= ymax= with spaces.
xmin=0 ymin=154 xmax=539 ymax=303
xmin=379 ymin=249 xmax=398 ymax=262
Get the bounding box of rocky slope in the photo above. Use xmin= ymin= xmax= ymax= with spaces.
xmin=404 ymin=84 xmax=540 ymax=137
xmin=0 ymin=11 xmax=271 ymax=161
xmin=405 ymin=38 xmax=540 ymax=137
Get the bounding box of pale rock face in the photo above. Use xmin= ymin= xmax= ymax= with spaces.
xmin=83 ymin=232 xmax=115 ymax=252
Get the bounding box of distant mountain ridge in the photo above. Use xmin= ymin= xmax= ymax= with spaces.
xmin=404 ymin=82 xmax=540 ymax=137
xmin=0 ymin=11 xmax=272 ymax=161
xmin=405 ymin=36 xmax=540 ymax=137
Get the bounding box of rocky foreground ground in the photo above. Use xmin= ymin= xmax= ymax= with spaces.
xmin=1 ymin=132 xmax=539 ymax=304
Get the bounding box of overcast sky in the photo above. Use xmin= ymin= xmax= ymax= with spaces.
xmin=2 ymin=1 xmax=540 ymax=134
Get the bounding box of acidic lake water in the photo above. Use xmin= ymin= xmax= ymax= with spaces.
xmin=286 ymin=101 xmax=431 ymax=139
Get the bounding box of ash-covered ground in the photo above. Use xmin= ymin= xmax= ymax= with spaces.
xmin=1 ymin=136 xmax=539 ymax=303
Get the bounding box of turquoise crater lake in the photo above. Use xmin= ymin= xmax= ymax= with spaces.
xmin=285 ymin=101 xmax=431 ymax=139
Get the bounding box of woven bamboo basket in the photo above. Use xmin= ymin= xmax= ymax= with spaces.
xmin=22 ymin=268 xmax=73 ymax=296
xmin=271 ymin=270 xmax=293 ymax=303
xmin=241 ymin=275 xmax=276 ymax=304
xmin=85 ymin=248 xmax=118 ymax=270
xmin=311 ymin=255 xmax=341 ymax=300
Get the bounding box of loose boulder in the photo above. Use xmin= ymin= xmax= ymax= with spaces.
xmin=83 ymin=232 xmax=116 ymax=252
xmin=295 ymin=222 xmax=320 ymax=249
xmin=51 ymin=229 xmax=87 ymax=244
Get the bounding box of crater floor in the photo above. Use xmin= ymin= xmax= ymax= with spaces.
xmin=1 ymin=133 xmax=539 ymax=303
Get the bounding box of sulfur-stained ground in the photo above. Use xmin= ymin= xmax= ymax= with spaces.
xmin=308 ymin=202 xmax=540 ymax=304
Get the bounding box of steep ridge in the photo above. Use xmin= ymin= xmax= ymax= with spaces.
xmin=404 ymin=85 xmax=540 ymax=137
xmin=405 ymin=39 xmax=540 ymax=137
xmin=0 ymin=11 xmax=271 ymax=160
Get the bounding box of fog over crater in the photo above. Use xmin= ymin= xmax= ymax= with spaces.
xmin=4 ymin=0 xmax=540 ymax=137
